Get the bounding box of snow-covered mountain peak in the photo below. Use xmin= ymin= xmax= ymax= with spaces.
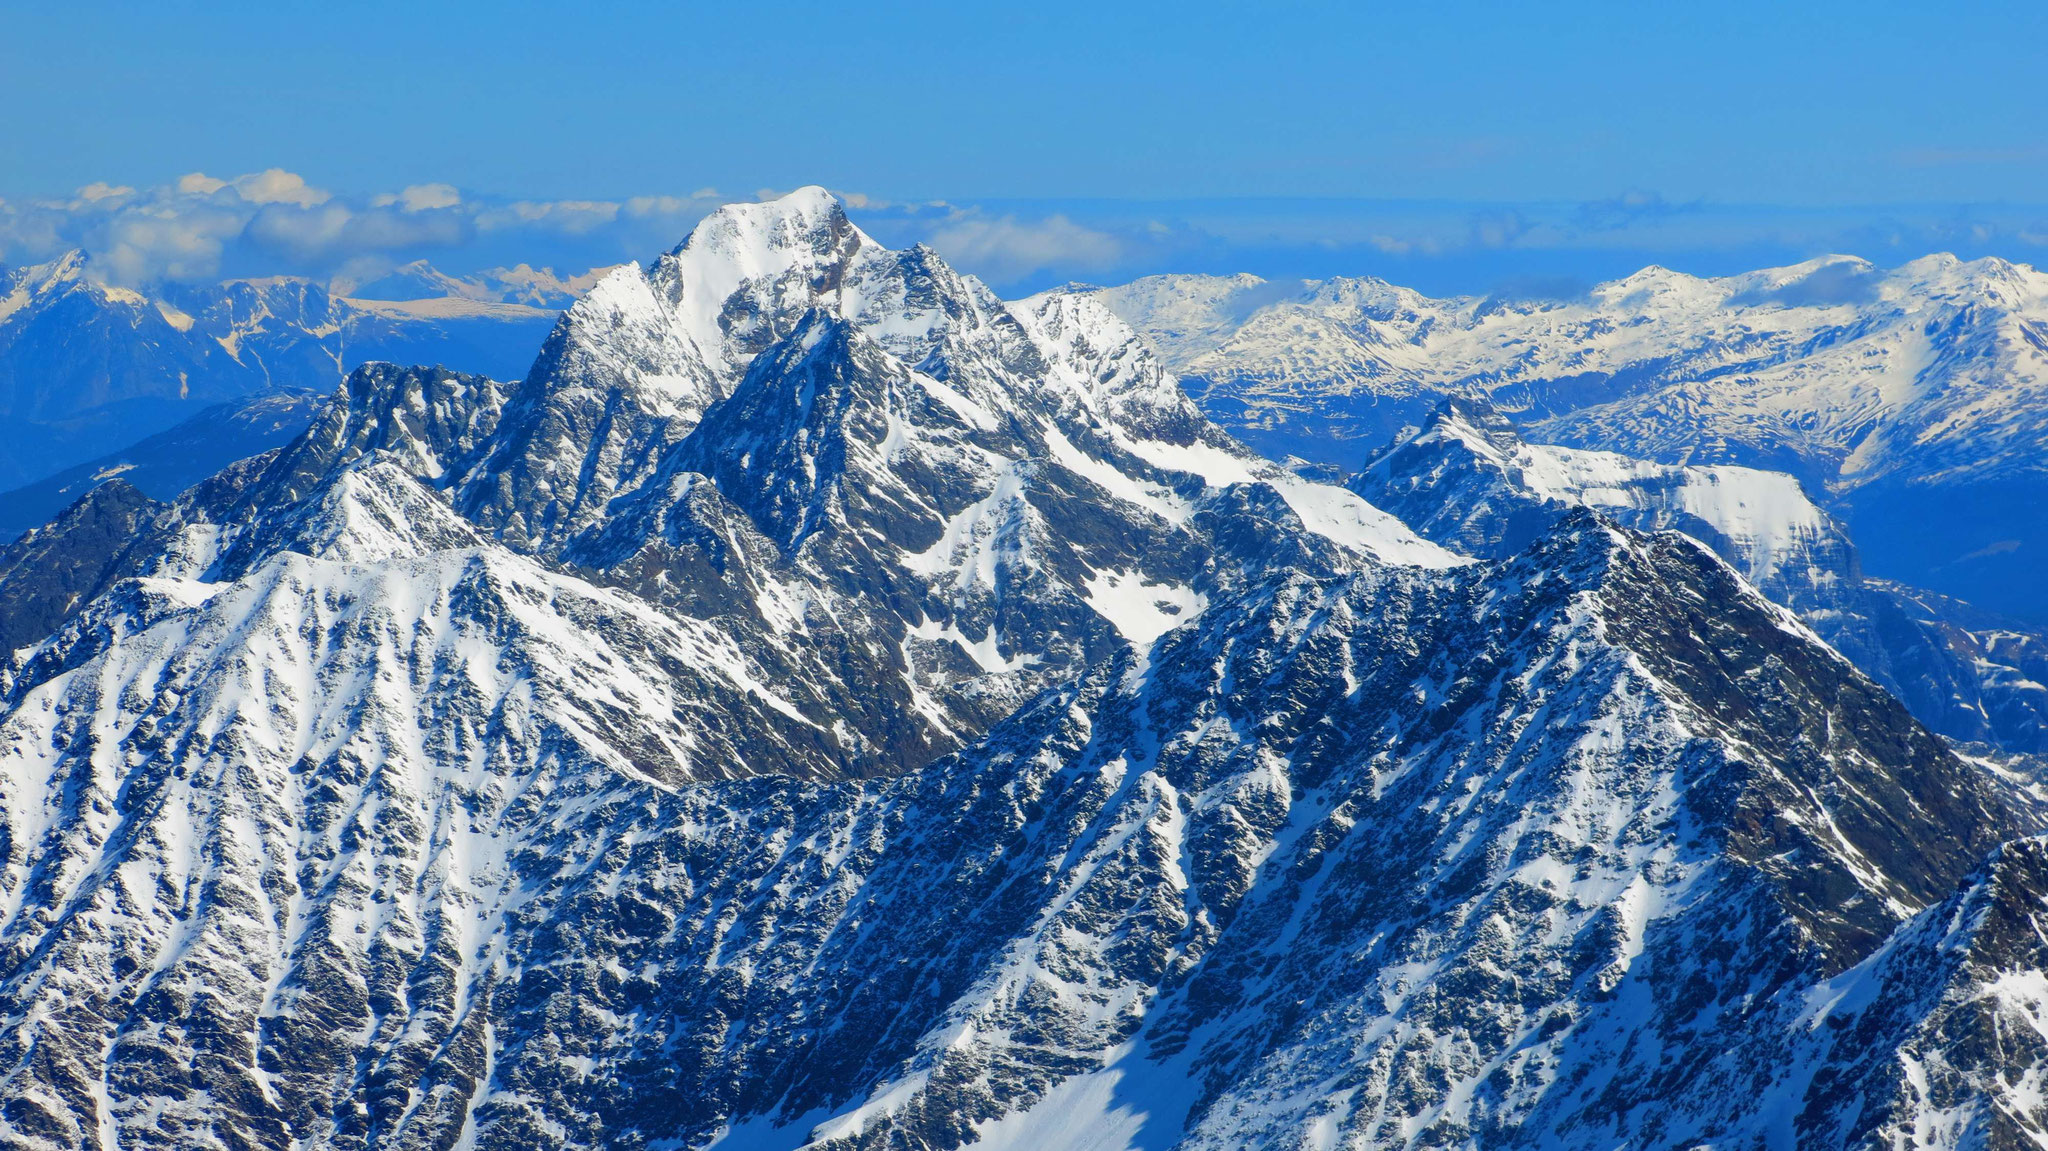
xmin=1405 ymin=392 xmax=1526 ymax=455
xmin=449 ymin=186 xmax=1450 ymax=573
xmin=1298 ymin=273 xmax=1435 ymax=317
xmin=540 ymin=260 xmax=714 ymax=405
xmin=646 ymin=186 xmax=877 ymax=375
xmin=342 ymin=258 xmax=483 ymax=302
xmin=217 ymin=457 xmax=491 ymax=573
xmin=0 ymin=249 xmax=145 ymax=322
xmin=0 ymin=252 xmax=84 ymax=327
xmin=670 ymin=184 xmax=857 ymax=269
xmin=1083 ymin=271 xmax=1302 ymax=364
xmin=521 ymin=188 xmax=1006 ymax=428
xmin=1089 ymin=251 xmax=2048 ymax=578
xmin=1889 ymin=251 xmax=2048 ymax=306
xmin=1714 ymin=253 xmax=1878 ymax=307
xmin=9 ymin=248 xmax=92 ymax=289
xmin=0 ymin=250 xmax=559 ymax=499
xmin=1587 ymin=262 xmax=1718 ymax=308
xmin=283 ymin=362 xmax=507 ymax=485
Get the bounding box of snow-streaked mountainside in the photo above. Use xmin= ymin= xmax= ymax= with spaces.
xmin=0 ymin=253 xmax=558 ymax=493
xmin=4 ymin=189 xmax=2048 ymax=1151
xmin=1355 ymin=397 xmax=2048 ymax=752
xmin=1082 ymin=256 xmax=2048 ymax=622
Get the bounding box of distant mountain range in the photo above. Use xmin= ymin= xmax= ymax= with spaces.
xmin=5 ymin=189 xmax=2048 ymax=1149
xmin=339 ymin=259 xmax=622 ymax=308
xmin=1078 ymin=257 xmax=2048 ymax=623
xmin=0 ymin=251 xmax=561 ymax=493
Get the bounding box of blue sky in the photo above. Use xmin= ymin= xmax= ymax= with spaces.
xmin=5 ymin=0 xmax=2046 ymax=295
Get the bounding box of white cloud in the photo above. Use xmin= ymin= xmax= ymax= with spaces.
xmin=488 ymin=199 xmax=621 ymax=235
xmin=624 ymin=189 xmax=723 ymax=218
xmin=1468 ymin=210 xmax=1532 ymax=250
xmin=624 ymin=195 xmax=696 ymax=217
xmin=232 ymin=168 xmax=330 ymax=207
xmin=0 ymin=167 xmax=460 ymax=283
xmin=46 ymin=172 xmax=2043 ymax=301
xmin=372 ymin=183 xmax=462 ymax=212
xmin=344 ymin=206 xmax=468 ymax=249
xmin=922 ymin=211 xmax=1123 ymax=282
xmin=0 ymin=171 xmax=811 ymax=285
xmin=243 ymin=202 xmax=355 ymax=255
xmin=326 ymin=254 xmax=403 ymax=296
xmin=75 ymin=182 xmax=134 ymax=204
xmin=97 ymin=202 xmax=247 ymax=284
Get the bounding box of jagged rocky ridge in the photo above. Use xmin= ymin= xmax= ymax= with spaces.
xmin=2 ymin=190 xmax=2047 ymax=1150
xmin=1354 ymin=397 xmax=2048 ymax=753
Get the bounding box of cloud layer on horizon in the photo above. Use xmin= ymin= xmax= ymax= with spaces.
xmin=0 ymin=170 xmax=742 ymax=290
xmin=5 ymin=168 xmax=2048 ymax=300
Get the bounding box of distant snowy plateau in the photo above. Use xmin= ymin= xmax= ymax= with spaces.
xmin=5 ymin=190 xmax=2048 ymax=1149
